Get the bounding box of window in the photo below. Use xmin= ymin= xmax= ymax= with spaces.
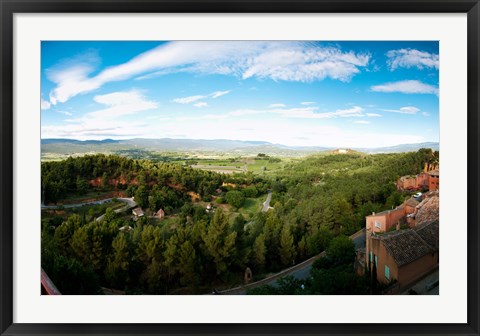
xmin=385 ymin=265 xmax=390 ymax=280
xmin=369 ymin=251 xmax=373 ymax=262
xmin=375 ymin=221 xmax=381 ymax=229
xmin=375 ymin=255 xmax=378 ymax=267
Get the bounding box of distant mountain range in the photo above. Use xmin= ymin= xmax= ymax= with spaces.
xmin=41 ymin=138 xmax=439 ymax=156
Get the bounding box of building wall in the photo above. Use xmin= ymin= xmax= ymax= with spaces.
xmin=366 ymin=215 xmax=388 ymax=234
xmin=365 ymin=207 xmax=406 ymax=267
xmin=397 ymin=177 xmax=417 ymax=190
xmin=366 ymin=207 xmax=405 ymax=234
xmin=368 ymin=238 xmax=399 ymax=286
xmin=386 ymin=208 xmax=406 ymax=229
xmin=397 ymin=165 xmax=439 ymax=192
xmin=369 ymin=237 xmax=438 ymax=292
xmin=416 ymin=173 xmax=430 ymax=189
xmin=397 ymin=252 xmax=438 ymax=290
xmin=365 ymin=216 xmax=385 ymax=263
xmin=429 ymin=175 xmax=439 ymax=191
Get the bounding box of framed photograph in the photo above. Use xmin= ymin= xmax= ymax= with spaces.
xmin=1 ymin=1 xmax=479 ymax=335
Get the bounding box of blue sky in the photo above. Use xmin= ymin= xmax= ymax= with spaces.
xmin=41 ymin=41 xmax=439 ymax=148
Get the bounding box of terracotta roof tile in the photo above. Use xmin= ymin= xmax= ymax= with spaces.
xmin=405 ymin=197 xmax=420 ymax=207
xmin=372 ymin=228 xmax=435 ymax=267
xmin=416 ymin=220 xmax=439 ymax=250
xmin=416 ymin=195 xmax=439 ymax=226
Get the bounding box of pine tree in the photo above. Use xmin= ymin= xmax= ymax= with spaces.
xmin=279 ymin=225 xmax=296 ymax=267
xmin=101 ymin=172 xmax=109 ymax=190
xmin=252 ymin=233 xmax=266 ymax=270
xmin=105 ymin=233 xmax=130 ymax=288
xmin=163 ymin=235 xmax=179 ymax=284
xmin=178 ymin=241 xmax=197 ymax=286
xmin=143 ymin=258 xmax=164 ymax=294
xmin=202 ymin=208 xmax=237 ymax=276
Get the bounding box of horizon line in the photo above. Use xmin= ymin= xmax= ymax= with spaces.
xmin=40 ymin=137 xmax=439 ymax=149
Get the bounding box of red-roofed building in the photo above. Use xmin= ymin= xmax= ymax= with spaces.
xmin=362 ymin=190 xmax=440 ymax=292
xmin=396 ymin=163 xmax=439 ymax=192
xmin=368 ymin=221 xmax=438 ymax=292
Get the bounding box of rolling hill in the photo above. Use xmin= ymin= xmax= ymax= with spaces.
xmin=41 ymin=138 xmax=439 ymax=157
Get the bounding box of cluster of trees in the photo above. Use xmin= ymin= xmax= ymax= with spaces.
xmin=42 ymin=155 xmax=226 ymax=204
xmin=41 ymin=149 xmax=438 ymax=294
xmin=265 ymin=149 xmax=438 ymax=258
xmin=42 ymin=206 xmax=263 ymax=294
xmin=41 ymin=155 xmax=271 ymax=293
xmin=246 ymin=235 xmax=370 ymax=295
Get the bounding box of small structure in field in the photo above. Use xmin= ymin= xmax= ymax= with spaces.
xmin=206 ymin=203 xmax=215 ymax=213
xmin=119 ymin=225 xmax=133 ymax=232
xmin=132 ymin=207 xmax=145 ymax=218
xmin=244 ymin=267 xmax=253 ymax=284
xmin=155 ymin=208 xmax=165 ymax=219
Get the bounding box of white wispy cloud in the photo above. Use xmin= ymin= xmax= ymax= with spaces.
xmin=43 ymin=90 xmax=158 ymax=139
xmin=211 ymin=90 xmax=230 ymax=99
xmin=46 ymin=41 xmax=370 ymax=104
xmin=300 ymin=102 xmax=316 ymax=106
xmin=229 ymin=105 xmax=365 ymax=119
xmin=89 ymin=91 xmax=157 ymax=118
xmin=193 ymin=102 xmax=208 ymax=108
xmin=173 ymin=95 xmax=206 ymax=104
xmin=354 ymin=120 xmax=370 ymax=124
xmin=371 ymin=80 xmax=438 ymax=95
xmin=56 ymin=110 xmax=73 ymax=116
xmin=422 ymin=112 xmax=431 ymax=117
xmin=269 ymin=103 xmax=286 ymax=108
xmin=381 ymin=106 xmax=420 ymax=114
xmin=173 ymin=90 xmax=231 ymax=105
xmin=386 ymin=48 xmax=439 ymax=71
xmin=366 ymin=113 xmax=382 ymax=117
xmin=41 ymin=99 xmax=51 ymax=110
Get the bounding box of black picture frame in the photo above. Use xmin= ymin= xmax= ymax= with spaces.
xmin=1 ymin=1 xmax=479 ymax=335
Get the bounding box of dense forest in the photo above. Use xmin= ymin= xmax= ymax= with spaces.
xmin=41 ymin=149 xmax=437 ymax=294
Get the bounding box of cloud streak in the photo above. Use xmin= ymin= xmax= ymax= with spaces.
xmin=229 ymin=105 xmax=368 ymax=119
xmin=55 ymin=110 xmax=73 ymax=116
xmin=173 ymin=95 xmax=206 ymax=104
xmin=371 ymin=80 xmax=438 ymax=95
xmin=211 ymin=90 xmax=230 ymax=99
xmin=381 ymin=106 xmax=420 ymax=114
xmin=46 ymin=41 xmax=370 ymax=105
xmin=268 ymin=103 xmax=286 ymax=108
xmin=173 ymin=90 xmax=231 ymax=105
xmin=193 ymin=102 xmax=208 ymax=108
xmin=386 ymin=48 xmax=439 ymax=71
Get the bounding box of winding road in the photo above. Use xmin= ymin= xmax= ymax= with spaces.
xmin=41 ymin=197 xmax=136 ymax=210
xmin=42 ymin=197 xmax=137 ymax=222
xmin=262 ymin=191 xmax=273 ymax=212
xmin=95 ymin=198 xmax=137 ymax=222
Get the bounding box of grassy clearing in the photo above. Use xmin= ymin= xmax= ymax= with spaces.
xmin=223 ymin=196 xmax=264 ymax=221
xmin=247 ymin=159 xmax=283 ymax=172
xmin=191 ymin=164 xmax=245 ymax=174
xmin=189 ymin=156 xmax=290 ymax=175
